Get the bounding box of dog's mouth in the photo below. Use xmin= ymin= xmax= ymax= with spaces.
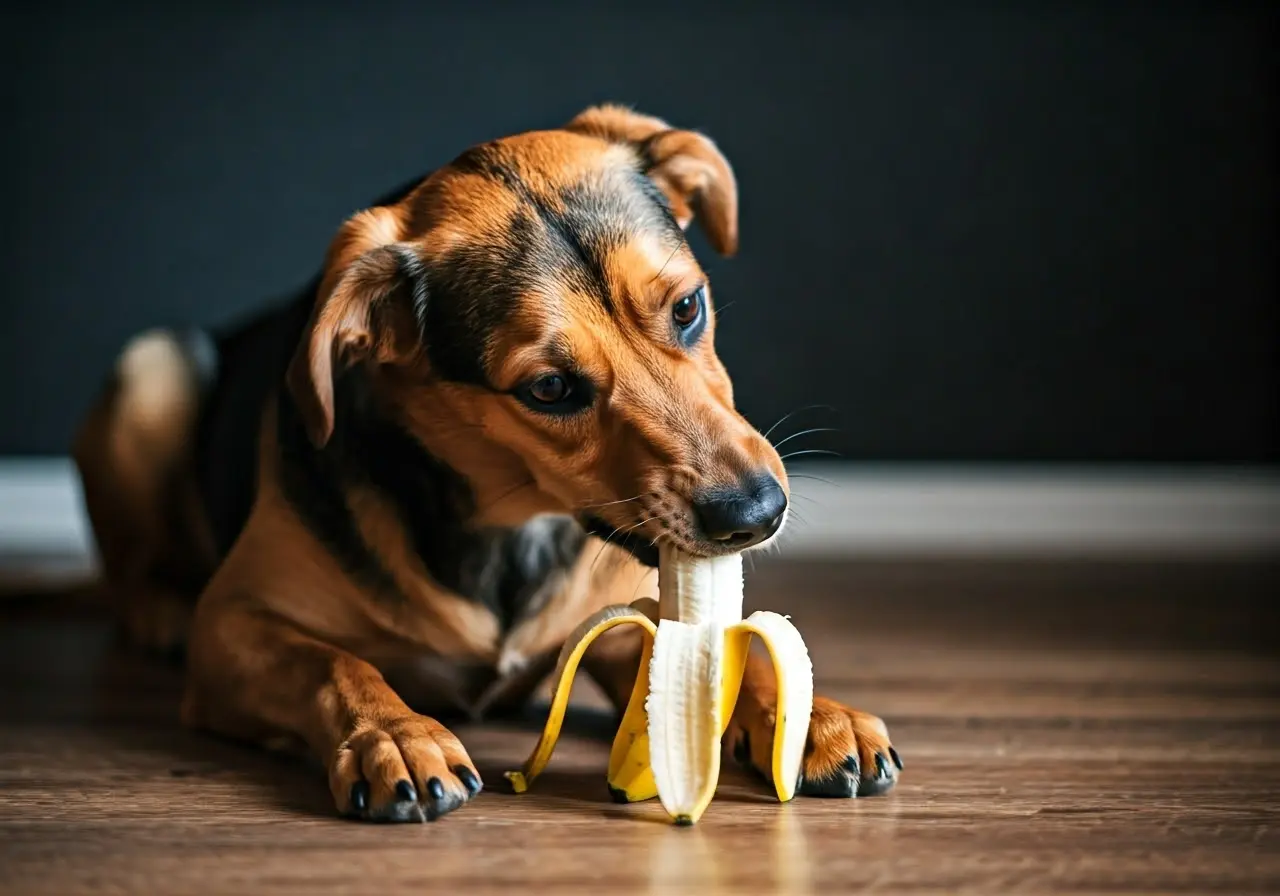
xmin=577 ymin=514 xmax=661 ymax=568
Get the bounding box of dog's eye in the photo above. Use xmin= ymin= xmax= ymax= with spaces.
xmin=672 ymin=286 xmax=707 ymax=347
xmin=528 ymin=374 xmax=570 ymax=405
xmin=515 ymin=371 xmax=595 ymax=416
xmin=673 ymin=289 xmax=702 ymax=327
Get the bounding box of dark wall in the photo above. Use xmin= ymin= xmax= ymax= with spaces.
xmin=2 ymin=1 xmax=1276 ymax=461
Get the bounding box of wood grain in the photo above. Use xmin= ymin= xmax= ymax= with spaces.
xmin=1 ymin=557 xmax=1277 ymax=894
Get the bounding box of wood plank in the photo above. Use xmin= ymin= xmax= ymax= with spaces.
xmin=1 ymin=557 xmax=1277 ymax=894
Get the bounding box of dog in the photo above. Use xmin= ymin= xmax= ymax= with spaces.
xmin=72 ymin=104 xmax=900 ymax=822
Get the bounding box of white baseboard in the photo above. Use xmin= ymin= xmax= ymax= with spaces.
xmin=1 ymin=458 xmax=1278 ymax=579
xmin=778 ymin=463 xmax=1280 ymax=558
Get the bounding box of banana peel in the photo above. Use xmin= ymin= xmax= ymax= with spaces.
xmin=505 ymin=550 xmax=814 ymax=825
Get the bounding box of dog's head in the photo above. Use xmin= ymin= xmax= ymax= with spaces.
xmin=287 ymin=105 xmax=788 ymax=567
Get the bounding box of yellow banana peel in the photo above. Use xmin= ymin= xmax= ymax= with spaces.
xmin=505 ymin=547 xmax=814 ymax=825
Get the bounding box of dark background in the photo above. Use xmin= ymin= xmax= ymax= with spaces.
xmin=2 ymin=0 xmax=1276 ymax=462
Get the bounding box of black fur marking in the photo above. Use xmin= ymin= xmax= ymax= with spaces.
xmin=633 ymin=171 xmax=679 ymax=224
xmin=433 ymin=144 xmax=684 ymax=353
xmin=275 ymin=368 xmax=404 ymax=603
xmin=382 ymin=244 xmax=431 ymax=332
xmin=422 ymin=206 xmax=541 ymax=386
xmin=537 ymin=183 xmax=618 ymax=316
xmin=276 ymin=357 xmax=587 ymax=625
xmin=446 ymin=515 xmax=588 ymax=631
xmin=197 ymin=294 xmax=317 ymax=558
xmin=578 ymin=514 xmax=659 ymax=569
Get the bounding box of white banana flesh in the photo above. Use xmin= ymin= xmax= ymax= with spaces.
xmin=656 ymin=544 xmax=745 ymax=626
xmin=506 ymin=541 xmax=814 ymax=826
xmin=645 ymin=619 xmax=724 ymax=824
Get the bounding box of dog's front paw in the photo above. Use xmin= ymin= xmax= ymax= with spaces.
xmin=727 ymin=696 xmax=901 ymax=799
xmin=330 ymin=714 xmax=483 ymax=823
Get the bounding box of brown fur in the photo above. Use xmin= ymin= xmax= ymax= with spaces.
xmin=74 ymin=105 xmax=898 ymax=822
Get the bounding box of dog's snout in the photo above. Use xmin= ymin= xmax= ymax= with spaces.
xmin=692 ymin=474 xmax=788 ymax=550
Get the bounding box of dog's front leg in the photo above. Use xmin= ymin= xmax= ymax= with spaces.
xmin=181 ymin=601 xmax=483 ymax=822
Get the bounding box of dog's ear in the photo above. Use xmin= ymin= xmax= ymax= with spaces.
xmin=566 ymin=104 xmax=739 ymax=256
xmin=286 ymin=208 xmax=425 ymax=447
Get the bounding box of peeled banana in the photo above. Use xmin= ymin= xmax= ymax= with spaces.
xmin=505 ymin=543 xmax=814 ymax=825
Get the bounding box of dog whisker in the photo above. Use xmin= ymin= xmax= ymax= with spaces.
xmin=588 ymin=514 xmax=657 ymax=577
xmin=649 ymin=244 xmax=682 ymax=285
xmin=611 ymin=516 xmax=658 ymax=548
xmin=761 ymin=404 xmax=839 ymax=443
xmin=648 ymin=528 xmax=678 ymax=549
xmin=629 ymin=573 xmax=650 ymax=603
xmin=577 ymin=494 xmax=646 ymax=513
xmin=778 ymin=449 xmax=843 ymax=462
xmin=588 ymin=522 xmax=627 ymax=576
xmin=785 ymin=472 xmax=838 ymax=487
xmin=770 ymin=427 xmax=840 ymax=451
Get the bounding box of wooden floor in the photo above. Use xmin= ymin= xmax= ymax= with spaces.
xmin=1 ymin=556 xmax=1277 ymax=894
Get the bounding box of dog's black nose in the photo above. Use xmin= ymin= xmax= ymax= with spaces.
xmin=692 ymin=474 xmax=788 ymax=550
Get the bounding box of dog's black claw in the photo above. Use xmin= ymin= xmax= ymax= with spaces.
xmin=798 ymin=768 xmax=858 ymax=798
xmin=857 ymin=752 xmax=898 ymax=798
xmin=350 ymin=781 xmax=370 ymax=813
xmin=889 ymin=747 xmax=903 ymax=771
xmin=395 ymin=780 xmax=418 ymax=803
xmin=454 ymin=766 xmax=483 ymax=796
xmin=733 ymin=730 xmax=752 ymax=766
xmin=426 ymin=776 xmax=446 ymax=802
xmin=841 ymin=753 xmax=860 ymax=776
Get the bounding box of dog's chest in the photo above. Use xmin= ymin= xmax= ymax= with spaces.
xmin=437 ymin=515 xmax=588 ymax=635
xmin=380 ymin=516 xmax=593 ymax=718
xmin=380 ymin=649 xmax=560 ymax=721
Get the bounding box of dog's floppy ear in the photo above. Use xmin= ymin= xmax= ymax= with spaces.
xmin=566 ymin=104 xmax=739 ymax=256
xmin=286 ymin=208 xmax=425 ymax=447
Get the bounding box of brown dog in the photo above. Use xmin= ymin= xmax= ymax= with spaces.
xmin=72 ymin=104 xmax=899 ymax=822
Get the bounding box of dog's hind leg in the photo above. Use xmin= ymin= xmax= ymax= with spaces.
xmin=72 ymin=328 xmax=218 ymax=656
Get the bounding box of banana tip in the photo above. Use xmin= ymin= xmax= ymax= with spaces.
xmin=504 ymin=771 xmax=529 ymax=794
